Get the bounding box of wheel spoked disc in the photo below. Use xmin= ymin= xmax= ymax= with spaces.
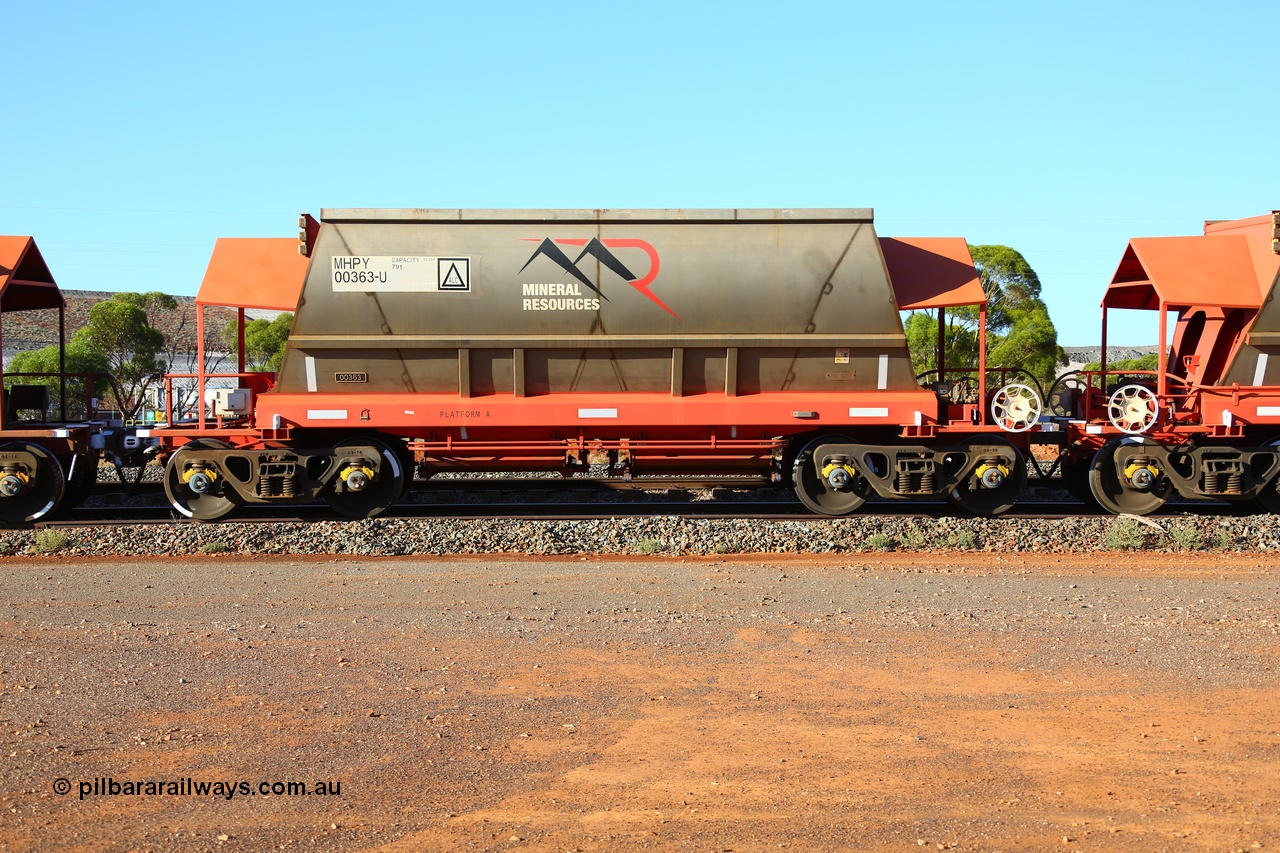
xmin=946 ymin=439 xmax=1027 ymax=517
xmin=1087 ymin=438 xmax=1170 ymax=515
xmin=323 ymin=438 xmax=406 ymax=519
xmin=1107 ymin=384 xmax=1159 ymax=434
xmin=164 ymin=439 xmax=243 ymax=522
xmin=1045 ymin=371 xmax=1089 ymax=418
xmin=791 ymin=434 xmax=870 ymax=516
xmin=0 ymin=442 xmax=65 ymax=523
xmin=990 ymin=383 xmax=1042 ymax=433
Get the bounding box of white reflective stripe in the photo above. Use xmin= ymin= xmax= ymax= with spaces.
xmin=579 ymin=408 xmax=618 ymax=418
xmin=877 ymin=354 xmax=889 ymax=390
xmin=460 ymin=427 xmax=468 ymax=439
xmin=1223 ymin=410 xmax=1234 ymax=427
xmin=53 ymin=429 xmax=69 ymax=438
xmin=730 ymin=426 xmax=737 ymax=438
xmin=1086 ymin=424 xmax=1104 ymax=434
xmin=1255 ymin=353 xmax=1270 ymax=386
xmin=306 ymin=409 xmax=347 ymax=420
xmin=849 ymin=407 xmax=890 ymax=417
xmin=914 ymin=410 xmax=922 ymax=426
xmin=1256 ymin=406 xmax=1280 ymax=417
xmin=135 ymin=429 xmax=151 ymax=437
xmin=305 ymin=356 xmax=318 ymax=392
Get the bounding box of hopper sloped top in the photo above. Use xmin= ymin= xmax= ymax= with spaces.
xmin=1103 ymin=235 xmax=1265 ymax=311
xmin=196 ymin=238 xmax=309 ymax=311
xmin=0 ymin=236 xmax=64 ymax=311
xmin=880 ymin=237 xmax=986 ymax=309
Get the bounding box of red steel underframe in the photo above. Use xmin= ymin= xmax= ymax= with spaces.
xmin=144 ymin=390 xmax=1039 ymax=463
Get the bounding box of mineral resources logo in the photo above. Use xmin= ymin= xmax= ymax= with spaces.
xmin=517 ymin=237 xmax=676 ymax=318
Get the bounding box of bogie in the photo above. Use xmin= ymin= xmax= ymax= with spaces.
xmin=161 ymin=438 xmax=406 ymax=521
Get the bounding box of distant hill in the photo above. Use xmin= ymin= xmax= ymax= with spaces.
xmin=1062 ymin=346 xmax=1159 ymax=370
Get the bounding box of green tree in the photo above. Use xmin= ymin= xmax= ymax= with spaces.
xmin=79 ymin=292 xmax=175 ymax=419
xmin=972 ymin=245 xmax=1065 ymax=390
xmin=904 ymin=245 xmax=1066 ymax=392
xmin=221 ymin=313 xmax=293 ymax=372
xmin=6 ymin=338 xmax=111 ymax=419
xmin=904 ymin=308 xmax=979 ymax=378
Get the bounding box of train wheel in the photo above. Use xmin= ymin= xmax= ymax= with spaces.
xmin=946 ymin=439 xmax=1027 ymax=517
xmin=1087 ymin=438 xmax=1170 ymax=516
xmin=1252 ymin=478 xmax=1280 ymax=514
xmin=1250 ymin=440 xmax=1280 ymax=514
xmin=791 ymin=434 xmax=870 ymax=516
xmin=164 ymin=439 xmax=243 ymax=522
xmin=0 ymin=442 xmax=65 ymax=523
xmin=323 ymin=438 xmax=405 ymax=519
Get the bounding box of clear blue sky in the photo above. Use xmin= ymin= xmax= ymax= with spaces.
xmin=2 ymin=1 xmax=1275 ymax=345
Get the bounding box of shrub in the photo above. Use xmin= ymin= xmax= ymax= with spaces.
xmin=32 ymin=529 xmax=68 ymax=554
xmin=953 ymin=530 xmax=977 ymax=550
xmin=634 ymin=538 xmax=661 ymax=555
xmin=866 ymin=533 xmax=893 ymax=551
xmin=898 ymin=528 xmax=928 ymax=550
xmin=1211 ymin=527 xmax=1234 ymax=550
xmin=1105 ymin=519 xmax=1146 ymax=550
xmin=1169 ymin=524 xmax=1204 ymax=551
xmin=202 ymin=541 xmax=229 ymax=554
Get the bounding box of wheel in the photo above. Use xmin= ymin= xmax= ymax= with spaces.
xmin=55 ymin=454 xmax=98 ymax=513
xmin=791 ymin=434 xmax=870 ymax=516
xmin=946 ymin=438 xmax=1027 ymax=517
xmin=323 ymin=437 xmax=406 ymax=519
xmin=1046 ymin=371 xmax=1089 ymax=418
xmin=990 ymin=383 xmax=1042 ymax=432
xmin=0 ymin=442 xmax=65 ymax=523
xmin=1108 ymin=384 xmax=1158 ymax=434
xmin=1249 ymin=440 xmax=1280 ymax=514
xmin=164 ymin=439 xmax=243 ymax=522
xmin=1087 ymin=438 xmax=1171 ymax=515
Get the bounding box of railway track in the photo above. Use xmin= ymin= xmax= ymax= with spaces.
xmin=20 ymin=476 xmax=1234 ymax=528
xmin=35 ymin=498 xmax=1233 ymax=528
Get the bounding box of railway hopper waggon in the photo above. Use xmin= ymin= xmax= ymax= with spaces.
xmin=160 ymin=208 xmax=1043 ymax=520
xmin=0 ymin=237 xmax=102 ymax=523
xmin=1058 ymin=211 xmax=1280 ymax=515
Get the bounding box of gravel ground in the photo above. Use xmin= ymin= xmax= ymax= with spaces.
xmin=9 ymin=511 xmax=1280 ymax=559
xmin=1 ymin=552 xmax=1276 ymax=851
xmin=14 ymin=461 xmax=1272 ymax=559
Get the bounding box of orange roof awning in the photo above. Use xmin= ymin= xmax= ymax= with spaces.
xmin=1103 ymin=235 xmax=1265 ymax=311
xmin=0 ymin=236 xmax=64 ymax=312
xmin=196 ymin=238 xmax=309 ymax=311
xmin=880 ymin=237 xmax=986 ymax=310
